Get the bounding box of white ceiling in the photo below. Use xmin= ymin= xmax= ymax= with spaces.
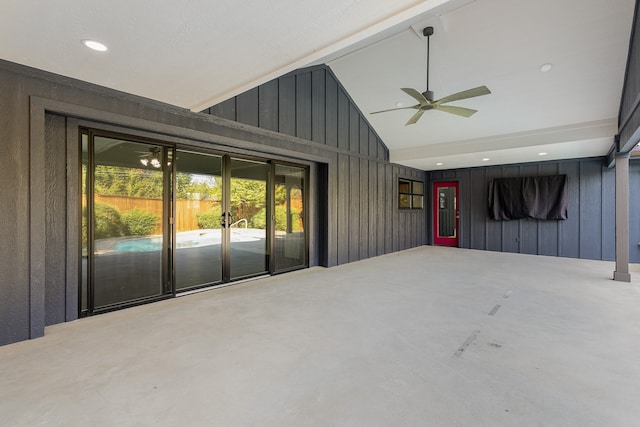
xmin=0 ymin=0 xmax=635 ymax=170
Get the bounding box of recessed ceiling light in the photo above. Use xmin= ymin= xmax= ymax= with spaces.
xmin=538 ymin=152 xmax=548 ymax=156
xmin=395 ymin=102 xmax=404 ymax=107
xmin=82 ymin=39 xmax=108 ymax=52
xmin=539 ymin=63 xmax=553 ymax=72
xmin=482 ymin=158 xmax=490 ymax=161
xmin=436 ymin=162 xmax=443 ymax=166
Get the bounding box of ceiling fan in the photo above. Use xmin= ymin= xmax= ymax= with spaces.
xmin=371 ymin=26 xmax=491 ymax=126
xmin=136 ymin=146 xmax=163 ymax=168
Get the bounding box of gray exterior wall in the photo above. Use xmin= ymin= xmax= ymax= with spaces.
xmin=427 ymin=158 xmax=640 ymax=262
xmin=0 ymin=60 xmax=424 ymax=346
xmin=203 ymin=66 xmax=424 ymax=266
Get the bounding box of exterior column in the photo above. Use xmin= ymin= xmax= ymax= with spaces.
xmin=614 ymin=152 xmax=631 ymax=282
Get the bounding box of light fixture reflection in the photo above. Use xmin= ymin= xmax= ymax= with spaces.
xmin=150 ymin=158 xmax=161 ymax=168
xmin=140 ymin=158 xmax=149 ymax=166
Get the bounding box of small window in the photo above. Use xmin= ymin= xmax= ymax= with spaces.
xmin=399 ymin=178 xmax=424 ymax=209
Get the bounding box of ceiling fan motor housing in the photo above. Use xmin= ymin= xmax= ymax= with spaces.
xmin=422 ymin=90 xmax=435 ymax=102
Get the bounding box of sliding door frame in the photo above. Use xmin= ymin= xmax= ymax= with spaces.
xmin=81 ymin=128 xmax=175 ymax=316
xmin=80 ymin=126 xmax=311 ymax=316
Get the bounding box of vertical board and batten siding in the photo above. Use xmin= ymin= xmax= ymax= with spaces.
xmin=0 ymin=60 xmax=423 ymax=346
xmin=204 ymin=65 xmax=424 ymax=267
xmin=427 ymin=158 xmax=631 ymax=261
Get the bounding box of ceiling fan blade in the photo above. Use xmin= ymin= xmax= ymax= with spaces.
xmin=370 ymin=104 xmax=420 ymax=114
xmin=434 ymin=105 xmax=478 ymax=117
xmin=405 ymin=110 xmax=425 ymax=126
xmin=435 ymin=86 xmax=491 ymax=105
xmin=401 ymin=88 xmax=430 ymax=106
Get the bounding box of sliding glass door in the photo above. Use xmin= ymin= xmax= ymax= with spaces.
xmin=273 ymin=164 xmax=306 ymax=272
xmin=228 ymin=158 xmax=270 ymax=280
xmin=174 ymin=151 xmax=223 ymax=291
xmin=83 ymin=133 xmax=171 ymax=313
xmin=82 ymin=129 xmax=308 ymax=315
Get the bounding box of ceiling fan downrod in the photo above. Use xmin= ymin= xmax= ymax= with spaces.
xmin=423 ymin=26 xmax=434 ymax=102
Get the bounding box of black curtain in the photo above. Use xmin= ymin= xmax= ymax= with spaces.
xmin=488 ymin=175 xmax=568 ymax=220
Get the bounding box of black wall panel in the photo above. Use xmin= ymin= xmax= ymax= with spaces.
xmin=337 ymin=154 xmax=350 ymax=265
xmin=369 ymin=160 xmax=378 ymax=257
xmin=579 ymin=161 xmax=603 ymax=259
xmin=537 ymin=162 xmax=560 ymax=256
xmin=44 ymin=114 xmax=67 ymax=326
xmin=349 ymin=156 xmax=360 ymax=262
xmin=210 ymin=97 xmax=235 ymax=121
xmin=337 ymin=89 xmax=350 ymax=152
xmin=428 ymin=158 xmax=620 ymax=261
xmin=236 ymin=87 xmax=259 ymax=127
xmin=558 ymin=161 xmax=580 ymax=258
xmin=377 ymin=163 xmax=386 ymax=256
xmin=469 ymin=168 xmax=486 ymax=250
xmin=278 ymin=75 xmax=296 ymax=136
xmin=325 ymin=75 xmax=338 ymax=148
xmin=311 ymin=70 xmax=326 ymax=144
xmin=259 ymin=80 xmax=279 ymax=132
xmin=295 ymin=73 xmax=312 ymax=140
xmin=359 ymin=118 xmax=369 ymax=158
xmin=349 ymin=104 xmax=360 ymax=154
xmin=519 ymin=164 xmax=539 ymax=255
xmin=359 ymin=158 xmax=369 ymax=260
xmin=601 ymin=168 xmax=615 ymax=261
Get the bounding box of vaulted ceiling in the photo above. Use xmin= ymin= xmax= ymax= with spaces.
xmin=0 ymin=0 xmax=635 ymax=170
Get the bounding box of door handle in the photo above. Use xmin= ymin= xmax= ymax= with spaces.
xmin=220 ymin=212 xmax=227 ymax=228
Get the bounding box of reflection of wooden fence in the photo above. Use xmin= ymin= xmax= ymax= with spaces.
xmin=92 ymin=195 xmax=219 ymax=233
xmin=89 ymin=194 xmax=303 ymax=234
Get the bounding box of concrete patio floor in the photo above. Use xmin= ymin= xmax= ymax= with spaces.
xmin=1 ymin=246 xmax=639 ymax=426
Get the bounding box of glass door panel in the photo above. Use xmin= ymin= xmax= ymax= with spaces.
xmin=273 ymin=164 xmax=306 ymax=272
xmin=229 ymin=158 xmax=269 ymax=280
xmin=175 ymin=151 xmax=223 ymax=290
xmin=92 ymin=136 xmax=167 ymax=309
xmin=433 ymin=181 xmax=459 ymax=247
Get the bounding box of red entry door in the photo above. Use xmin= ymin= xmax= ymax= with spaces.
xmin=433 ymin=182 xmax=459 ymax=246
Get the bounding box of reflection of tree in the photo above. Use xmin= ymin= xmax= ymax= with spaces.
xmin=176 ymin=173 xmax=221 ymax=201
xmin=94 ymin=167 xmax=225 ymax=201
xmin=231 ymin=179 xmax=265 ymax=224
xmin=95 ymin=166 xmax=164 ymax=198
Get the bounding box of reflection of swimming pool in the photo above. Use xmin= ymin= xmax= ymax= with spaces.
xmin=112 ymin=229 xmax=267 ymax=253
xmin=114 ymin=238 xmax=162 ymax=252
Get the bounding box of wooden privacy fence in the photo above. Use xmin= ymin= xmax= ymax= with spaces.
xmin=89 ymin=194 xmax=303 ymax=234
xmin=92 ymin=195 xmax=219 ymax=233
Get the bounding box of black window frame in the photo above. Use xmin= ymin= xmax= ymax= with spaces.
xmin=398 ymin=178 xmax=424 ymax=210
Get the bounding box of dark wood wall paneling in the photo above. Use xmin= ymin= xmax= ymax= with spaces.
xmin=427 ymin=158 xmax=631 ymax=261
